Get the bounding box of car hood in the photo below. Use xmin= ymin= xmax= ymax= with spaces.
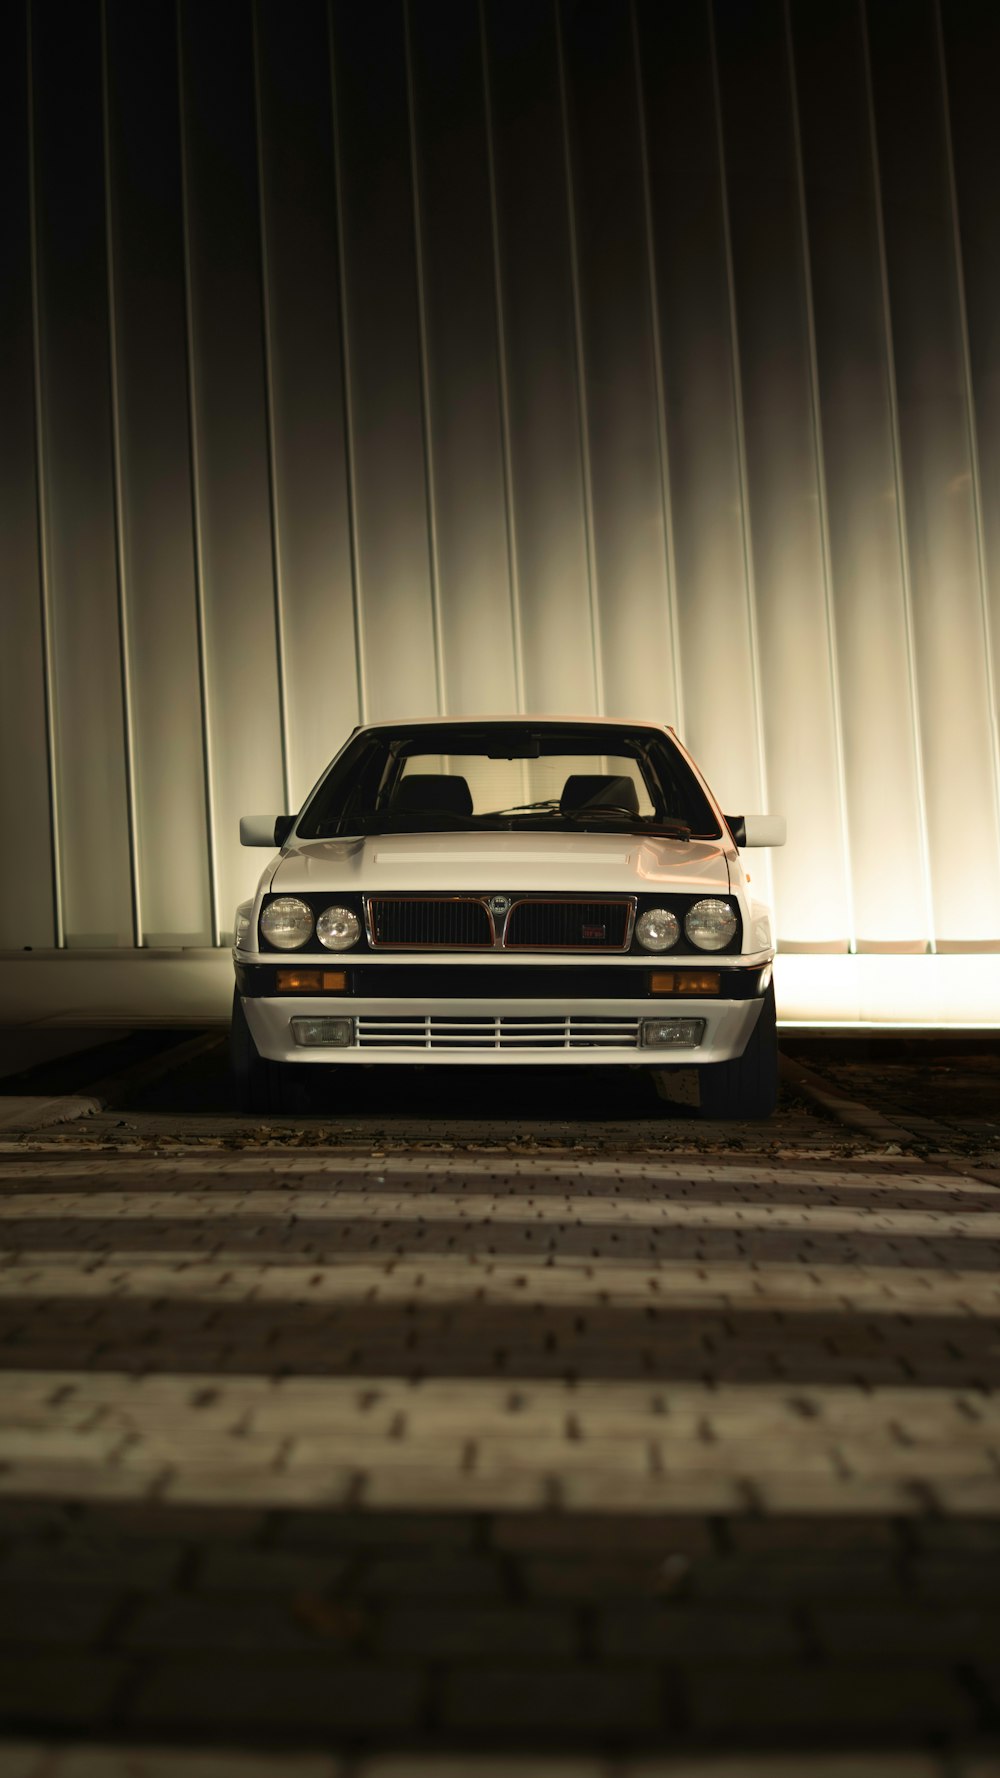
xmin=270 ymin=829 xmax=731 ymax=895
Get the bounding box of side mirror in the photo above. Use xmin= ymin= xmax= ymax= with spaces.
xmin=726 ymin=814 xmax=787 ymax=849
xmin=239 ymin=815 xmax=294 ymax=847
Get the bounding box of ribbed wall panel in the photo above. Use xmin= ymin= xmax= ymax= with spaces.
xmin=0 ymin=0 xmax=54 ymax=948
xmin=1 ymin=0 xmax=999 ymax=967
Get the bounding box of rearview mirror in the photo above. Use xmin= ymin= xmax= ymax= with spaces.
xmin=726 ymin=814 xmax=786 ymax=848
xmin=239 ymin=815 xmax=294 ymax=847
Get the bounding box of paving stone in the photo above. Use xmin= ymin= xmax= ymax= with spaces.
xmin=441 ymin=1665 xmax=663 ymax=1734
xmin=123 ymin=1593 xmax=354 ymax=1653
xmin=491 ymin=1514 xmax=716 ymax=1555
xmin=0 ymin=1656 xmax=126 ymax=1726
xmin=275 ymin=1512 xmax=477 ymax=1549
xmin=597 ymin=1602 xmax=803 ymax=1661
xmin=193 ymin=1546 xmax=349 ymax=1593
xmin=379 ymin=1604 xmax=578 ymax=1660
xmin=686 ymin=1667 xmax=977 ymax=1736
xmin=688 ymin=1553 xmax=903 ymax=1602
xmin=128 ymin=1660 xmax=424 ymax=1731
xmin=359 ymin=1554 xmax=505 ymax=1598
xmin=0 ymin=1536 xmax=183 ymax=1590
xmin=811 ymin=1604 xmax=1000 ymax=1658
xmin=5 ymin=1749 xmax=342 ymax=1778
xmin=0 ymin=1588 xmax=121 ymax=1646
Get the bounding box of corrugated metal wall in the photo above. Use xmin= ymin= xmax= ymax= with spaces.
xmin=2 ymin=0 xmax=999 ymax=961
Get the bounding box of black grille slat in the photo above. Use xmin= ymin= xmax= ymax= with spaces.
xmin=369 ymin=897 xmax=492 ymax=948
xmin=505 ymin=900 xmax=630 ymax=950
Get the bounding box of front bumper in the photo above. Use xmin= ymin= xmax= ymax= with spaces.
xmin=237 ymin=956 xmax=771 ymax=1066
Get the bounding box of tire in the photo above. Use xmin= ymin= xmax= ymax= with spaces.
xmin=230 ymin=988 xmax=299 ymax=1114
xmin=697 ymin=980 xmax=778 ymax=1120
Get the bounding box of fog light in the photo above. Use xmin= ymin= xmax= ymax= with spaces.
xmin=640 ymin=1018 xmax=706 ymax=1048
xmin=291 ymin=1017 xmax=354 ymax=1047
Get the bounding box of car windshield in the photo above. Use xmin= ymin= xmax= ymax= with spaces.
xmin=295 ymin=722 xmax=722 ymax=841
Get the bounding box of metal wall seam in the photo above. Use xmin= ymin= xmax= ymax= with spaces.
xmin=553 ymin=0 xmax=604 ymax=719
xmin=478 ymin=0 xmax=525 ymax=715
xmin=25 ymin=0 xmax=63 ymax=949
xmin=859 ymin=0 xmax=936 ymax=953
xmin=934 ymin=0 xmax=1000 ymax=870
xmin=99 ymin=0 xmax=142 ymax=948
xmin=706 ymin=0 xmax=771 ymax=903
xmin=326 ymin=0 xmax=367 ymax=727
xmin=783 ymin=0 xmax=856 ymax=954
xmin=402 ymin=0 xmax=446 ymax=718
xmin=250 ymin=0 xmax=293 ymax=811
xmin=630 ymin=0 xmax=684 ymax=736
xmin=175 ymin=0 xmax=220 ymax=945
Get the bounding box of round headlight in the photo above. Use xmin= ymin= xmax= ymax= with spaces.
xmin=635 ymin=907 xmax=680 ymax=953
xmin=317 ymin=905 xmax=361 ymax=951
xmin=260 ymin=896 xmax=314 ymax=950
xmin=684 ymin=897 xmax=737 ymax=952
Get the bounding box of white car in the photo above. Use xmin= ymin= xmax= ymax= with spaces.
xmin=232 ymin=717 xmax=785 ymax=1118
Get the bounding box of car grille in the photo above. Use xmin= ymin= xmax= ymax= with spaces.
xmin=365 ymin=895 xmax=634 ymax=950
xmin=367 ymin=897 xmax=493 ymax=948
xmin=355 ymin=1015 xmax=641 ymax=1050
xmin=504 ymin=899 xmax=632 ymax=950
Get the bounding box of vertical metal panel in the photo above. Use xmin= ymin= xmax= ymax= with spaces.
xmin=104 ymin=0 xmax=212 ymax=947
xmin=633 ymin=0 xmax=762 ymax=822
xmin=0 ymin=0 xmax=55 ymax=948
xmin=631 ymin=0 xmax=683 ymax=736
xmin=559 ymin=0 xmax=679 ymax=724
xmin=407 ymin=0 xmax=519 ymax=717
xmin=867 ymin=0 xmax=1000 ymax=946
xmin=178 ymin=0 xmax=285 ymax=937
xmin=790 ymin=0 xmax=932 ymax=950
xmin=936 ymin=0 xmax=1000 ymax=905
xmin=31 ymin=0 xmax=133 ymax=947
xmin=714 ymin=0 xmax=852 ymax=946
xmin=330 ymin=0 xmax=441 ymax=723
xmin=101 ymin=0 xmax=142 ymax=950
xmin=251 ymin=3 xmax=292 ymax=816
xmin=482 ymin=0 xmax=598 ymax=715
xmin=254 ymin=0 xmax=360 ymax=801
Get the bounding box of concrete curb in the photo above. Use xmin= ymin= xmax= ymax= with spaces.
xmin=0 ymin=1030 xmax=223 ymax=1132
xmin=779 ymin=1052 xmax=916 ymax=1146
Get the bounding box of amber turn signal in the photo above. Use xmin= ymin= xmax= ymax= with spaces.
xmin=650 ymin=970 xmax=720 ymax=995
xmin=276 ymin=969 xmax=348 ymax=992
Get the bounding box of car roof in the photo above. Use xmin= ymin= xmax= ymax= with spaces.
xmin=354 ymin=715 xmax=674 ymax=731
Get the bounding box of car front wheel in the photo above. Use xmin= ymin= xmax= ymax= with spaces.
xmin=230 ymin=989 xmax=299 ymax=1114
xmin=697 ymin=980 xmax=778 ymax=1120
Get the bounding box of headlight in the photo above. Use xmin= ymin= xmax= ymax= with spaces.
xmin=233 ymin=901 xmax=252 ymax=950
xmin=316 ymin=905 xmax=361 ymax=951
xmin=260 ymin=896 xmax=315 ymax=950
xmin=635 ymin=907 xmax=680 ymax=953
xmin=684 ymin=897 xmax=737 ymax=951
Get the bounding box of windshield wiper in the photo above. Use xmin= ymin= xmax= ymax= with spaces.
xmin=558 ymin=809 xmax=692 ymax=838
xmin=486 ymin=798 xmax=563 ymax=816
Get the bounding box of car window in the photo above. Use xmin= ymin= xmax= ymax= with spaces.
xmin=397 ymin=754 xmax=655 ymax=817
xmin=296 ymin=723 xmax=721 ymax=839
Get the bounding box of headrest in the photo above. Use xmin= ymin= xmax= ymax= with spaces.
xmin=560 ymin=774 xmax=640 ymax=814
xmin=391 ymin=773 xmax=474 ymax=817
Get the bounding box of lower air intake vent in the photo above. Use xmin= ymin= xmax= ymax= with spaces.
xmin=356 ymin=1016 xmax=640 ymax=1050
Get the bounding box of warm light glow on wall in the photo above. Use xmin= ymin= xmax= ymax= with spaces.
xmin=2 ymin=0 xmax=998 ymax=1027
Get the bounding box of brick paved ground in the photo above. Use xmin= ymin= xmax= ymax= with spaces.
xmin=1 ymin=1058 xmax=999 ymax=1767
